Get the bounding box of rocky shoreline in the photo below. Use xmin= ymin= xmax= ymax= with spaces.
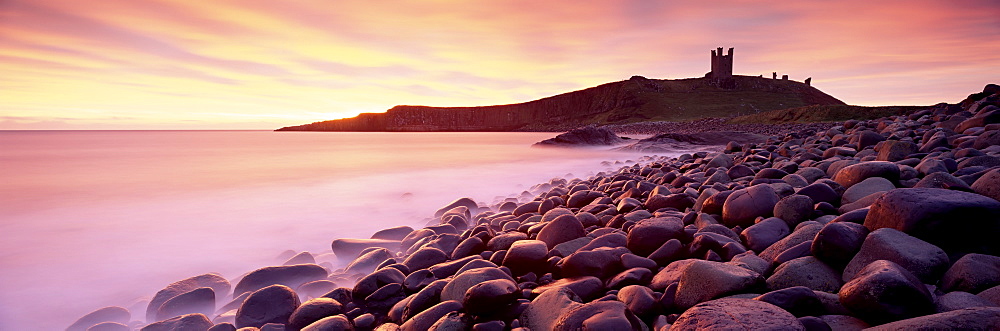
xmin=71 ymin=85 xmax=1000 ymax=331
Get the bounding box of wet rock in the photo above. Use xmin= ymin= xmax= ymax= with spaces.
xmin=741 ymin=217 xmax=791 ymax=253
xmin=936 ymin=291 xmax=999 ymax=312
xmin=841 ymin=177 xmax=894 ymax=205
xmin=235 ymin=285 xmax=300 ymax=329
xmin=352 ymin=267 xmax=405 ymax=303
xmin=156 ymin=287 xmax=215 ymax=321
xmin=839 ymin=260 xmax=935 ymax=325
xmin=560 ymin=247 xmax=623 ymax=279
xmin=537 ymin=215 xmax=586 ymax=249
xmin=843 ymin=228 xmax=949 ymax=283
xmin=650 ymin=259 xmax=697 ymax=291
xmin=429 ymin=312 xmax=472 ymax=330
xmin=550 ymin=237 xmax=592 ymax=257
xmin=626 ymin=217 xmax=685 ymax=256
xmin=371 ymin=226 xmax=416 ymax=241
xmin=674 ymin=260 xmax=764 ymax=309
xmin=530 ymin=276 xmax=604 ymax=301
xmin=87 ymin=322 xmax=131 ymax=331
xmin=486 ymin=232 xmax=528 ymax=251
xmin=68 ymin=306 xmax=130 ymax=331
xmin=502 ymin=240 xmax=549 ymax=275
xmin=451 ymin=236 xmax=486 ymax=260
xmin=722 ymin=184 xmax=780 ymax=227
xmin=400 ymin=300 xmax=463 ymax=331
xmin=344 ymin=248 xmax=394 ymax=275
xmin=606 ymin=267 xmax=654 ymax=289
xmin=402 ymin=247 xmax=449 ymax=272
xmin=441 ymin=267 xmax=515 ymax=302
xmin=754 ymin=286 xmax=824 ymax=317
xmin=330 ymin=239 xmax=401 ymax=261
xmin=867 ymin=307 xmax=1000 ymax=330
xmin=234 ymin=265 xmax=328 ymax=298
xmin=147 ymin=273 xmax=231 ymax=322
xmin=288 ymin=298 xmax=344 ymax=330
xmin=552 ymin=300 xmax=642 ymax=331
xmin=464 ymin=278 xmax=519 ymax=315
xmin=774 ymin=194 xmax=814 ymax=225
xmin=759 ymin=221 xmax=822 ymax=263
xmin=301 ymin=315 xmax=353 ymax=331
xmin=534 ymin=126 xmax=627 ymax=147
xmin=618 ymin=285 xmax=658 ymax=317
xmin=140 ymin=314 xmax=213 ymax=331
xmin=833 ymin=161 xmax=900 ymax=189
xmin=913 ymin=172 xmax=973 ymax=191
xmin=811 ymin=221 xmax=869 ymax=268
xmin=670 ymin=298 xmax=804 ymax=331
xmin=767 ymin=257 xmax=842 ymax=293
xmin=940 ymin=253 xmax=1000 ymax=293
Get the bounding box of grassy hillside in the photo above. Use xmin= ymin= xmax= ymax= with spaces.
xmin=727 ymin=104 xmax=926 ymax=124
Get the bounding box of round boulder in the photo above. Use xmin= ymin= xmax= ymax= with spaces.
xmin=722 ymin=185 xmax=780 ymax=227
xmin=839 ymin=260 xmax=935 ymax=325
xmin=670 ymin=298 xmax=804 ymax=330
xmin=235 ymin=285 xmax=301 ymax=329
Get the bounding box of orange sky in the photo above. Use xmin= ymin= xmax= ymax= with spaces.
xmin=1 ymin=0 xmax=998 ymax=130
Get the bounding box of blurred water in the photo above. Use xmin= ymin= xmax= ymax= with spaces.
xmin=0 ymin=130 xmax=655 ymax=330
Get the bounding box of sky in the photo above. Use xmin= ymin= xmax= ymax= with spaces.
xmin=1 ymin=0 xmax=998 ymax=130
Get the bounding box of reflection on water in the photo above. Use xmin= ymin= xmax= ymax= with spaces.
xmin=0 ymin=130 xmax=658 ymax=330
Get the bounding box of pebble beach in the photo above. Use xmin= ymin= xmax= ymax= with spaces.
xmin=68 ymin=84 xmax=1000 ymax=331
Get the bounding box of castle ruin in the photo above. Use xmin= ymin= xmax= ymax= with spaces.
xmin=708 ymin=47 xmax=736 ymax=88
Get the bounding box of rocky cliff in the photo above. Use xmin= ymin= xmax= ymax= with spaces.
xmin=276 ymin=76 xmax=846 ymax=132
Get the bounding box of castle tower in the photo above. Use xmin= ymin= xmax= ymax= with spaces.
xmin=710 ymin=47 xmax=733 ymax=80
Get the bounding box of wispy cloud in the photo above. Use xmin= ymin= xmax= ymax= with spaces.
xmin=1 ymin=0 xmax=998 ymax=129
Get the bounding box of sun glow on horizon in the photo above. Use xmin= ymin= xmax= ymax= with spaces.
xmin=1 ymin=0 xmax=998 ymax=129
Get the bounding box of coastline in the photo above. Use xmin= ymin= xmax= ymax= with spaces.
xmin=70 ymin=85 xmax=1000 ymax=330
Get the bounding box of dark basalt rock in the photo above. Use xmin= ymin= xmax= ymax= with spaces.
xmin=560 ymin=247 xmax=624 ymax=279
xmin=767 ymin=257 xmax=842 ymax=293
xmin=839 ymin=260 xmax=935 ymax=325
xmin=741 ymin=217 xmax=791 ymax=253
xmin=402 ymin=246 xmax=449 ymax=272
xmin=441 ymin=267 xmax=515 ymax=302
xmin=670 ymin=298 xmax=804 ymax=330
xmin=534 ymin=125 xmax=628 ymax=147
xmin=864 ymin=188 xmax=1000 ymax=257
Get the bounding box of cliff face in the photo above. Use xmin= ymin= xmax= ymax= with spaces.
xmin=276 ymin=76 xmax=846 ymax=132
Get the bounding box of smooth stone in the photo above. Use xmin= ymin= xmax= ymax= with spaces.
xmin=401 ymin=280 xmax=447 ymax=323
xmin=728 ymin=251 xmax=770 ymax=275
xmin=68 ymin=306 xmax=131 ymax=331
xmin=502 ymin=240 xmax=549 ymax=275
xmin=530 ymin=276 xmax=605 ymax=301
xmin=669 ymin=298 xmax=804 ymax=331
xmin=371 ymin=226 xmax=416 ymax=241
xmin=650 ymin=259 xmax=698 ymax=291
xmin=301 ymin=315 xmax=353 ymax=331
xmin=552 ymin=300 xmax=642 ymax=331
xmin=754 ymin=286 xmax=824 ymax=317
xmin=936 ymin=291 xmax=999 ymax=312
xmin=519 ymin=287 xmax=583 ymax=331
xmin=147 ymin=273 xmax=231 ymax=322
xmin=740 ymin=217 xmax=791 ymax=253
xmin=759 ymin=221 xmax=822 ymax=263
xmin=399 ymin=301 xmax=463 ymax=331
xmin=644 ymin=194 xmax=696 ymax=212
xmin=866 ymin=307 xmax=1000 ymax=330
xmin=429 ymin=255 xmax=481 ymax=279
xmin=843 ymin=228 xmax=949 ymax=284
xmin=605 ymin=268 xmax=654 ymax=289
xmin=550 ymin=237 xmax=593 ymax=257
xmin=940 ymin=253 xmax=1000 ymax=293
xmin=403 ymin=269 xmax=436 ymax=293
xmin=87 ymin=322 xmax=131 ymax=331
xmin=235 ymin=285 xmax=300 ymax=329
xmin=560 ymin=247 xmax=623 ymax=279
xmin=810 ymin=221 xmax=869 ymax=268
xmin=774 ymin=194 xmax=814 ymax=225
xmin=876 ymin=140 xmax=918 ymax=162
xmin=832 ymin=161 xmax=900 ymax=189
xmin=537 ymin=215 xmax=586 ymax=249
xmin=451 ymin=236 xmax=486 ymax=260
xmin=971 ymin=168 xmax=1000 ymax=201
xmin=767 ymin=257 xmax=842 ymax=293
xmin=429 ymin=312 xmax=472 ymax=330
xmin=287 ymin=298 xmax=345 ymax=330
xmin=352 ymin=267 xmax=405 ymax=302
xmin=344 ymin=248 xmax=394 ymax=275
xmin=864 ymin=188 xmax=1000 ymax=257
xmin=402 ymin=247 xmax=449 ymax=272
xmin=839 ymin=260 xmax=935 ymax=325
xmin=234 ymin=264 xmax=328 ymax=297
xmin=674 ymin=260 xmax=763 ymax=309
xmin=626 ymin=217 xmax=685 ymax=256
xmin=913 ymin=172 xmax=973 ymax=191
xmin=156 ymin=287 xmax=215 ymax=321
xmin=796 ymin=183 xmax=840 ymax=206
xmin=818 ymin=315 xmax=868 ymax=330
xmin=618 ymin=285 xmax=658 ymax=317
xmin=722 ymin=184 xmax=780 ymax=227
xmin=841 ymin=177 xmax=894 ymax=205
xmin=330 ymin=238 xmax=401 ymax=261
xmin=463 ymin=278 xmax=519 ymax=315
xmin=140 ymin=314 xmax=213 ymax=331
xmin=441 ymin=267 xmax=515 ymax=302
xmin=435 ymin=198 xmax=478 ymax=218
xmin=620 ymin=253 xmax=657 ymax=270
xmin=797 ymin=316 xmax=831 ymax=331
xmin=486 ymin=232 xmax=528 ymax=251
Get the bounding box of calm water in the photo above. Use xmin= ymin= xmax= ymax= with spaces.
xmin=0 ymin=130 xmax=657 ymax=330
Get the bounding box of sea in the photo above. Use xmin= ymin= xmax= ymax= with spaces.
xmin=0 ymin=130 xmax=665 ymax=331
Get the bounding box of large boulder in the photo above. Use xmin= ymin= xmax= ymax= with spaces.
xmin=843 ymin=228 xmax=949 ymax=284
xmin=811 ymin=221 xmax=869 ymax=268
xmin=767 ymin=257 xmax=843 ymax=293
xmin=330 ymin=239 xmax=401 ymax=261
xmin=839 ymin=260 xmax=936 ymax=325
xmin=864 ymin=188 xmax=1000 ymax=257
xmin=519 ymin=287 xmax=583 ymax=331
xmin=940 ymin=253 xmax=1000 ymax=293
xmin=867 ymin=307 xmax=1000 ymax=330
xmin=537 ymin=215 xmax=586 ymax=249
xmin=440 ymin=267 xmax=515 ymax=302
xmin=971 ymin=168 xmax=1000 ymax=201
xmin=288 ymin=297 xmax=345 ymax=330
xmin=669 ymin=298 xmax=804 ymax=330
xmin=626 ymin=217 xmax=685 ymax=256
xmin=674 ymin=260 xmax=764 ymax=309
xmin=552 ymin=300 xmax=643 ymax=331
xmin=741 ymin=217 xmax=791 ymax=253
xmin=235 ymin=285 xmax=301 ymax=329
xmin=833 ymin=161 xmax=900 ymax=189
xmin=140 ymin=314 xmax=212 ymax=331
xmin=155 ymin=287 xmax=215 ymax=321
xmin=146 ymin=273 xmax=230 ymax=322
xmin=722 ymin=184 xmax=780 ymax=227
xmin=534 ymin=125 xmax=628 ymax=147
xmin=234 ymin=264 xmax=328 ymax=296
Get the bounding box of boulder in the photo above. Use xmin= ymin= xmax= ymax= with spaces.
xmin=971 ymin=168 xmax=1000 ymax=201
xmin=330 ymin=239 xmax=401 ymax=261
xmin=841 ymin=177 xmax=894 ymax=205
xmin=301 ymin=315 xmax=353 ymax=331
xmin=811 ymin=222 xmax=869 ymax=268
xmin=552 ymin=300 xmax=643 ymax=331
xmin=866 ymin=307 xmax=1000 ymax=330
xmin=843 ymin=228 xmax=949 ymax=284
xmin=463 ymin=278 xmax=519 ymax=315
xmin=936 ymin=291 xmax=999 ymax=312
xmin=560 ymin=247 xmax=623 ymax=279
xmin=617 ymin=285 xmax=659 ymax=317
xmin=400 ymin=300 xmax=463 ymax=331
xmin=626 ymin=217 xmax=685 ymax=256
xmin=722 ymin=184 xmax=780 ymax=227
xmin=519 ymin=287 xmax=583 ymax=331
xmin=759 ymin=221 xmax=822 ymax=263
xmin=754 ymin=286 xmax=824 ymax=317
xmin=68 ymin=306 xmax=130 ymax=331
xmin=876 ymin=140 xmax=918 ymax=162
xmin=155 ymin=287 xmax=215 ymax=321
xmin=767 ymin=257 xmax=843 ymax=293
xmin=344 ymin=248 xmax=394 ymax=275
xmin=402 ymin=247 xmax=449 ymax=272
xmin=140 ymin=314 xmax=213 ymax=331
xmin=502 ymin=240 xmax=549 ymax=275
xmin=441 ymin=267 xmax=515 ymax=302
xmin=537 ymin=215 xmax=586 ymax=249
xmin=773 ymin=194 xmax=814 ymax=225
xmin=371 ymin=226 xmax=415 ymax=241
xmin=940 ymin=253 xmax=1000 ymax=293
xmin=864 ymin=188 xmax=1000 ymax=257
xmin=839 ymin=260 xmax=935 ymax=325
xmin=833 ymin=161 xmax=900 ymax=189
xmin=534 ymin=125 xmax=627 ymax=147
xmin=670 ymin=298 xmax=804 ymax=331
xmin=288 ymin=298 xmax=345 ymax=330
xmin=741 ymin=217 xmax=791 ymax=253
xmin=235 ymin=285 xmax=300 ymax=329
xmin=674 ymin=260 xmax=763 ymax=309
xmin=146 ymin=273 xmax=230 ymax=322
